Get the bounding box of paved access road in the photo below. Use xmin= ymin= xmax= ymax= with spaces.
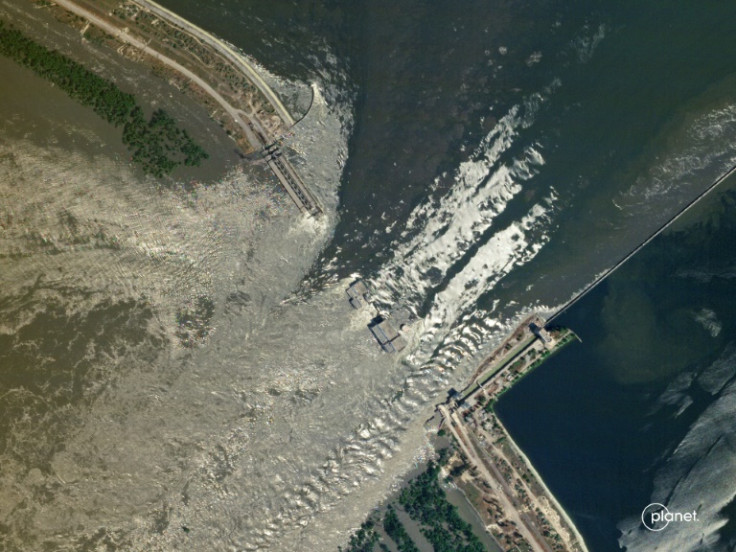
xmin=439 ymin=404 xmax=554 ymax=552
xmin=54 ymin=0 xmax=263 ymax=149
xmin=53 ymin=0 xmax=321 ymax=214
xmin=133 ymin=0 xmax=295 ymax=127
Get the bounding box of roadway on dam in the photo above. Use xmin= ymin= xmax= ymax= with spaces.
xmin=53 ymin=0 xmax=320 ymax=215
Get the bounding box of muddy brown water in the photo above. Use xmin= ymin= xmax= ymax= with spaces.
xmin=0 ymin=0 xmax=243 ymax=184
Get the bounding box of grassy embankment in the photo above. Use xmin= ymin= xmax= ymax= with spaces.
xmin=0 ymin=20 xmax=208 ymax=177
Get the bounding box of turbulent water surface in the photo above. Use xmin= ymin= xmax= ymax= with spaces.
xmin=2 ymin=0 xmax=736 ymax=550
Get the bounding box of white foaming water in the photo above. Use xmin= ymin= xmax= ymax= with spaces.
xmin=137 ymin=85 xmax=565 ymax=550
xmin=0 ymin=57 xmax=351 ymax=551
xmin=365 ymin=86 xmax=561 ymax=371
xmin=372 ymin=97 xmax=549 ymax=306
xmin=0 ymin=46 xmax=569 ymax=551
xmin=573 ymin=24 xmax=606 ymax=64
xmin=249 ymin=95 xmax=569 ymax=549
xmin=695 ymin=308 xmax=722 ymax=338
xmin=409 ymin=200 xmax=554 ymax=362
xmin=6 ymin=8 xmax=736 ymax=552
xmin=621 ymin=102 xmax=736 ymax=208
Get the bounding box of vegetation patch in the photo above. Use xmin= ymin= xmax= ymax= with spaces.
xmin=398 ymin=461 xmax=486 ymax=552
xmin=0 ymin=21 xmax=208 ymax=177
xmin=383 ymin=507 xmax=420 ymax=552
xmin=175 ymin=295 xmax=215 ymax=348
xmin=338 ymin=517 xmax=380 ymax=552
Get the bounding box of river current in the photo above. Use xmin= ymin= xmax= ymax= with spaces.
xmin=1 ymin=1 xmax=736 ymax=551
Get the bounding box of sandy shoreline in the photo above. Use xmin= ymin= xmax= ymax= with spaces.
xmin=495 ymin=413 xmax=591 ymax=552
xmin=438 ymin=324 xmax=591 ymax=552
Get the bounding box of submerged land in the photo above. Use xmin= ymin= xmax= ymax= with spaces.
xmin=0 ymin=20 xmax=208 ymax=176
xmin=33 ymin=0 xmax=286 ymax=152
xmin=340 ymin=317 xmax=589 ymax=552
xmin=3 ymin=0 xmax=320 ymax=211
xmin=1 ymin=2 xmax=591 ymax=551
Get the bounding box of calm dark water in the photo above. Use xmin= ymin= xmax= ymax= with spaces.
xmin=497 ymin=184 xmax=736 ymax=551
xmin=161 ymin=0 xmax=736 ymax=307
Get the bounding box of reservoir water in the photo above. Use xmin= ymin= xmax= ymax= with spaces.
xmin=2 ymin=0 xmax=736 ymax=550
xmin=497 ymin=179 xmax=736 ymax=551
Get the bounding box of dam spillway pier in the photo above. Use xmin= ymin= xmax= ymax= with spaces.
xmin=134 ymin=0 xmax=323 ymax=216
xmin=262 ymin=143 xmax=322 ymax=216
xmin=345 ymin=279 xmax=409 ymax=353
